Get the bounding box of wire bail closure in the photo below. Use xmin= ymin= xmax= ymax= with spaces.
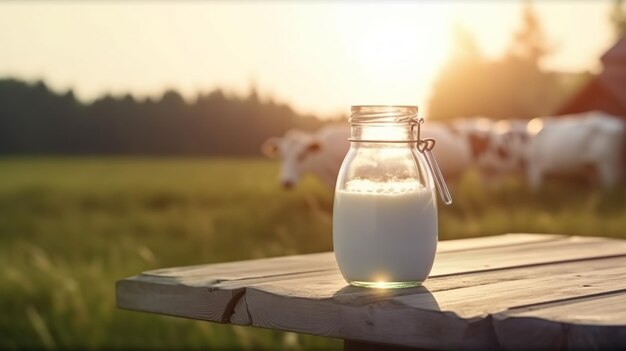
xmin=412 ymin=118 xmax=453 ymax=205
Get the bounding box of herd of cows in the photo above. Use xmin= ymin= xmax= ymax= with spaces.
xmin=262 ymin=111 xmax=626 ymax=191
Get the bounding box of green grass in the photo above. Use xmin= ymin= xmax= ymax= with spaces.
xmin=0 ymin=157 xmax=624 ymax=350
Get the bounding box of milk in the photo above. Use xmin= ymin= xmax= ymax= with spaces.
xmin=333 ymin=181 xmax=437 ymax=287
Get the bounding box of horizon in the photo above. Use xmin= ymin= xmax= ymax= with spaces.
xmin=0 ymin=1 xmax=618 ymax=118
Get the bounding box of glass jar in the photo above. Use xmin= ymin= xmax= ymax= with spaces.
xmin=333 ymin=105 xmax=451 ymax=289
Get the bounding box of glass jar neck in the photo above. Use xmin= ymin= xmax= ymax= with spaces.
xmin=350 ymin=105 xmax=418 ymax=142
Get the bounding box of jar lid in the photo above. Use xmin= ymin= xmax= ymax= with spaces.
xmin=350 ymin=105 xmax=418 ymax=125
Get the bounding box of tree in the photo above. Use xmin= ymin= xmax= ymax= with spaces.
xmin=508 ymin=0 xmax=552 ymax=67
xmin=0 ymin=78 xmax=329 ymax=155
xmin=428 ymin=2 xmax=560 ymax=120
xmin=428 ymin=23 xmax=488 ymax=120
xmin=500 ymin=1 xmax=558 ymax=117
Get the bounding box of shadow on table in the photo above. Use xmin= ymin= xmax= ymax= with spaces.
xmin=330 ymin=285 xmax=443 ymax=350
xmin=330 ymin=284 xmax=441 ymax=312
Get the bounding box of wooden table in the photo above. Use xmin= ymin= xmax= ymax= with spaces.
xmin=116 ymin=234 xmax=626 ymax=350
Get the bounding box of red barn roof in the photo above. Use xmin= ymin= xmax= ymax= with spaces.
xmin=558 ymin=36 xmax=626 ymax=118
xmin=601 ymin=35 xmax=626 ymax=64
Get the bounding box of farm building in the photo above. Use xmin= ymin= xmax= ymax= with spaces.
xmin=557 ymin=35 xmax=626 ymax=118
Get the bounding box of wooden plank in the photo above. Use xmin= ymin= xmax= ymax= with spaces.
xmin=231 ymin=284 xmax=494 ymax=350
xmin=434 ymin=233 xmax=563 ymax=253
xmin=493 ymin=291 xmax=626 ymax=350
xmin=227 ymin=257 xmax=626 ymax=349
xmin=232 ymin=281 xmax=497 ymax=350
xmin=314 ymin=255 xmax=626 ymax=306
xmin=501 ymin=290 xmax=626 ymax=326
xmin=431 ymin=235 xmax=626 ymax=277
xmin=117 ymin=235 xmax=626 ymax=324
xmin=394 ymin=259 xmax=626 ymax=318
xmin=134 ymin=233 xmax=577 ymax=298
xmin=118 ymin=233 xmax=566 ymax=318
xmin=141 ymin=233 xmax=562 ymax=280
xmin=143 ymin=252 xmax=336 ymax=279
xmin=116 ymin=234 xmax=626 ymax=349
xmin=116 ymin=275 xmax=245 ymax=323
xmin=219 ymin=236 xmax=626 ymax=299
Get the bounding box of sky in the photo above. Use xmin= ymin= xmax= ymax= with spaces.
xmin=0 ymin=1 xmax=618 ymax=118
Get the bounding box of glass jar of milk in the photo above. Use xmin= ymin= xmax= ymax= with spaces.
xmin=333 ymin=105 xmax=451 ymax=289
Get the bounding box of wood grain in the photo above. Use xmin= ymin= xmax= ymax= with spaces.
xmin=228 ymin=257 xmax=626 ymax=349
xmin=219 ymin=235 xmax=626 ymax=300
xmin=116 ymin=275 xmax=245 ymax=323
xmin=141 ymin=233 xmax=563 ymax=282
xmin=493 ymin=291 xmax=626 ymax=350
xmin=116 ymin=234 xmax=626 ymax=350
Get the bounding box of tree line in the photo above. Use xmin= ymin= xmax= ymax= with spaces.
xmin=0 ymin=79 xmax=330 ymax=156
xmin=2 ymin=2 xmax=623 ymax=156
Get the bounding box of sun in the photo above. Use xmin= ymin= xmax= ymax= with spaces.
xmin=354 ymin=22 xmax=447 ymax=80
xmin=331 ymin=3 xmax=452 ymax=109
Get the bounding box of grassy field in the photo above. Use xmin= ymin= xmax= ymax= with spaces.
xmin=1 ymin=157 xmax=624 ymax=350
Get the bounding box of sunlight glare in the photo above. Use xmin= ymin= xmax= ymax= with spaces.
xmin=493 ymin=120 xmax=511 ymax=135
xmin=362 ymin=125 xmax=408 ymax=141
xmin=372 ymin=281 xmax=389 ymax=289
xmin=527 ymin=118 xmax=544 ymax=135
xmin=333 ymin=4 xmax=452 ymax=108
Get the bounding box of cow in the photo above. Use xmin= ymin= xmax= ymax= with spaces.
xmin=461 ymin=118 xmax=531 ymax=176
xmin=450 ymin=113 xmax=626 ymax=189
xmin=262 ymin=122 xmax=471 ymax=190
xmin=446 ymin=117 xmax=542 ymax=191
xmin=262 ymin=125 xmax=350 ymax=189
xmin=450 ymin=117 xmax=493 ymax=160
xmin=525 ymin=111 xmax=626 ymax=190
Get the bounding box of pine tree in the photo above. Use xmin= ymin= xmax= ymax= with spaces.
xmin=508 ymin=0 xmax=552 ymax=66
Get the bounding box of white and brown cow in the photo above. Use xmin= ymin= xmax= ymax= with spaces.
xmin=262 ymin=122 xmax=471 ymax=190
xmin=262 ymin=125 xmax=350 ymax=189
xmin=455 ymin=113 xmax=626 ymax=190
